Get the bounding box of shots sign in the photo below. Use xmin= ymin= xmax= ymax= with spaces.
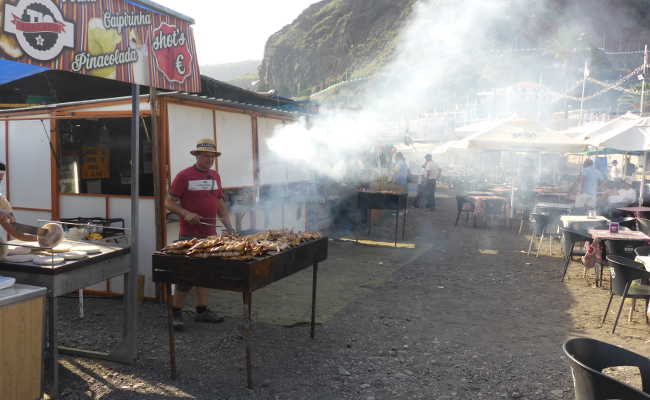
xmin=0 ymin=0 xmax=200 ymax=92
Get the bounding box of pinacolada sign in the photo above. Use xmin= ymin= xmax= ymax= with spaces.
xmin=0 ymin=0 xmax=201 ymax=92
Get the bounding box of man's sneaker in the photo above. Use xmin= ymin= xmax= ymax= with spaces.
xmin=172 ymin=309 xmax=185 ymax=331
xmin=194 ymin=308 xmax=225 ymax=323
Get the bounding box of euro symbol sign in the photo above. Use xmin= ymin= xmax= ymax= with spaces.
xmin=175 ymin=54 xmax=186 ymax=75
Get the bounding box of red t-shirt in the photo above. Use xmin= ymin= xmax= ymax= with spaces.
xmin=169 ymin=165 xmax=224 ymax=238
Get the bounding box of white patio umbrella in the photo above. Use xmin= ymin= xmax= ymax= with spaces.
xmin=464 ymin=119 xmax=587 ymax=153
xmin=583 ymin=114 xmax=650 ymax=205
xmin=561 ymin=120 xmax=607 ymax=138
xmin=584 ymin=114 xmax=650 ymax=151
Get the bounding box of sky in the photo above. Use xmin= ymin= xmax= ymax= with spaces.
xmin=153 ymin=0 xmax=318 ymax=66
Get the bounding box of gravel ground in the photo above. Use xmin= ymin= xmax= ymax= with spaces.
xmin=50 ymin=188 xmax=650 ymax=399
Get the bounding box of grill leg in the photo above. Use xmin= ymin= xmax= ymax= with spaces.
xmin=311 ymin=263 xmax=319 ymax=339
xmin=243 ymin=291 xmax=253 ymax=389
xmin=394 ymin=207 xmax=399 ymax=247
xmin=367 ymin=209 xmax=371 ymax=237
xmin=402 ymin=207 xmax=407 ymax=240
xmin=527 ymin=232 xmax=535 ymax=256
xmin=536 ymin=232 xmax=544 ymax=258
xmin=165 ymin=283 xmax=177 ymax=379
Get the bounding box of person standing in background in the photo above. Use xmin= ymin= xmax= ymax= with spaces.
xmin=419 ymin=154 xmax=441 ymax=210
xmin=393 ymin=152 xmax=409 ymax=191
xmin=574 ymin=158 xmax=604 ymax=211
xmin=608 ymin=159 xmax=621 ymax=180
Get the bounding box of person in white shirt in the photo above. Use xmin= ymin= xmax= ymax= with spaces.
xmin=606 ymin=181 xmax=636 ymax=205
xmin=418 ymin=154 xmax=441 ymax=210
xmin=608 ymin=159 xmax=622 ymax=180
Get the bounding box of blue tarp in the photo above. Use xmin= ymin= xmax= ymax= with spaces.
xmin=0 ymin=59 xmax=48 ymax=86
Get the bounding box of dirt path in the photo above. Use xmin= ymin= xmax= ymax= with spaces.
xmin=53 ymin=190 xmax=650 ymax=399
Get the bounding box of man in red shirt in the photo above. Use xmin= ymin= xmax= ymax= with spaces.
xmin=165 ymin=138 xmax=234 ymax=331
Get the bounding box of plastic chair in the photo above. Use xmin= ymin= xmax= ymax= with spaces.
xmin=563 ymin=337 xmax=650 ymax=399
xmin=598 ymin=239 xmax=646 ymax=287
xmin=560 ymin=227 xmax=593 ymax=282
xmin=454 ymin=195 xmax=475 ymax=226
xmin=636 ymin=246 xmax=650 ymax=257
xmin=616 ymin=217 xmax=639 ymax=231
xmin=527 ymin=213 xmax=550 ymax=257
xmin=638 ymin=218 xmax=650 ymax=236
xmin=602 ymin=256 xmax=650 ymax=333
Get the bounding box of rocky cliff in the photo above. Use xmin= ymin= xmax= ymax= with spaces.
xmin=257 ymin=0 xmax=417 ymax=98
xmin=259 ymin=0 xmax=650 ymax=102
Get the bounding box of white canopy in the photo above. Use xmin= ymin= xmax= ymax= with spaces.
xmin=462 ymin=119 xmax=587 ymax=152
xmin=584 ymin=113 xmax=650 ymax=151
xmin=561 ymin=121 xmax=607 ymax=138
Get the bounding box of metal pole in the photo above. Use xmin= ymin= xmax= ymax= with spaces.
xmin=579 ymin=60 xmax=588 ymax=124
xmin=151 ymin=88 xmax=163 ymax=250
xmin=641 ymin=45 xmax=647 ymax=116
xmin=125 ymin=84 xmax=140 ymax=360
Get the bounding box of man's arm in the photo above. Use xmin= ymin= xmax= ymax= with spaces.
xmin=217 ymin=198 xmax=234 ymax=232
xmin=0 ymin=218 xmax=36 ymax=242
xmin=165 ymin=194 xmax=201 ymax=224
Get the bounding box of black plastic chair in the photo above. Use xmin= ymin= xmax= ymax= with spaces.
xmin=616 ymin=217 xmax=639 ymax=231
xmin=636 ymin=246 xmax=650 ymax=257
xmin=560 ymin=227 xmax=593 ymax=282
xmin=599 ymin=239 xmax=647 ymax=287
xmin=638 ymin=218 xmax=650 ymax=236
xmin=454 ymin=195 xmax=475 ymax=226
xmin=563 ymin=337 xmax=650 ymax=399
xmin=527 ymin=213 xmax=550 ymax=257
xmin=602 ymin=256 xmax=650 ymax=333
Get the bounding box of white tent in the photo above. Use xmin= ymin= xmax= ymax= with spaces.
xmin=562 ymin=121 xmax=607 ymax=138
xmin=462 ymin=119 xmax=586 ymax=153
xmin=584 ymin=113 xmax=650 ymax=151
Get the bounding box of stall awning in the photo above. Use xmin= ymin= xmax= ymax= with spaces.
xmin=0 ymin=59 xmax=47 ymax=86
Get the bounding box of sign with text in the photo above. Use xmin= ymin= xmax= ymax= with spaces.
xmin=0 ymin=0 xmax=201 ymax=91
xmin=81 ymin=145 xmax=110 ymax=179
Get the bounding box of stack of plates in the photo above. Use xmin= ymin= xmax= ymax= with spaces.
xmin=0 ymin=275 xmax=16 ymax=290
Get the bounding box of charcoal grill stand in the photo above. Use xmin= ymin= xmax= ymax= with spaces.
xmin=153 ymin=237 xmax=328 ymax=388
xmin=358 ymin=192 xmax=408 ymax=246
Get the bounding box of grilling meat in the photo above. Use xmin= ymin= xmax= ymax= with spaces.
xmin=160 ymin=230 xmax=321 ymax=259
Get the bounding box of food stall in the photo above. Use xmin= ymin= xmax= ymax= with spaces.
xmin=0 ymin=89 xmax=314 ymax=299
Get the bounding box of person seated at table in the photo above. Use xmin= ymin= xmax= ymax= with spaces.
xmin=596 ymin=180 xmax=637 ymax=218
xmin=574 ymin=159 xmax=604 ymax=212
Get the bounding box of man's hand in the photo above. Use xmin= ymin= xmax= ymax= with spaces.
xmin=183 ymin=211 xmax=201 ymax=225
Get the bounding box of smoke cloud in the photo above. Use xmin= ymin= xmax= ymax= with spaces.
xmin=266 ymin=0 xmax=647 ymax=180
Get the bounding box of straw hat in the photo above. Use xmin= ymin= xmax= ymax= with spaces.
xmin=190 ymin=138 xmax=221 ymax=156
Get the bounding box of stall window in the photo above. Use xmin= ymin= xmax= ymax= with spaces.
xmin=57 ymin=118 xmax=154 ymax=196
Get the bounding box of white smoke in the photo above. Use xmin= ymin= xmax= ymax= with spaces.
xmin=266 ymin=0 xmax=534 ymax=179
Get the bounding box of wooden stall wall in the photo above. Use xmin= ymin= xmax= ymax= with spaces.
xmin=214 ymin=110 xmax=254 ymax=188
xmin=257 ymin=117 xmax=287 ymax=185
xmin=4 ymin=117 xmax=53 ymax=230
xmin=167 ymin=103 xmax=214 ymax=180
